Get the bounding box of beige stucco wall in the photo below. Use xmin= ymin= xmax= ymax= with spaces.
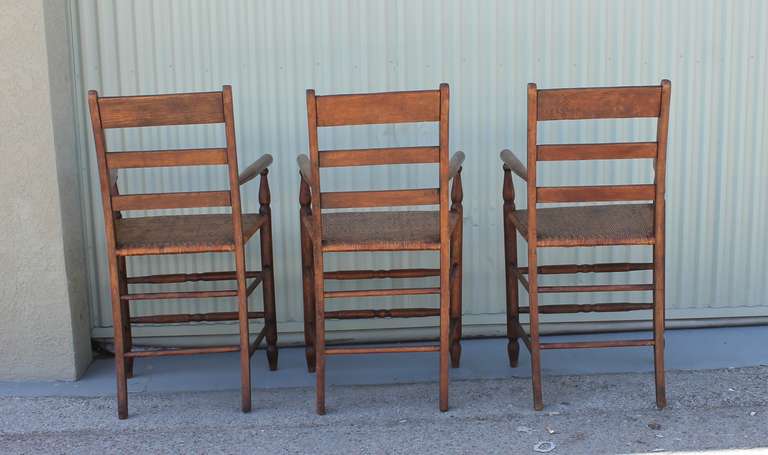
xmin=0 ymin=0 xmax=91 ymax=380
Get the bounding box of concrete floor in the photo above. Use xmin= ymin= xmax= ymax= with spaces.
xmin=1 ymin=326 xmax=768 ymax=454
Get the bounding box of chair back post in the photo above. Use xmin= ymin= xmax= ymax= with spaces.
xmin=654 ymin=80 xmax=672 ymax=317
xmin=526 ymin=83 xmax=539 ymax=252
xmin=222 ymin=85 xmax=246 ymax=246
xmin=305 ymin=89 xmax=323 ymax=242
xmin=439 ymin=83 xmax=451 ymax=247
xmin=87 ymin=91 xmax=120 ymax=257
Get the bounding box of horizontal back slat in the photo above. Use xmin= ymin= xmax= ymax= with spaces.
xmin=537 ymin=184 xmax=655 ymax=203
xmin=106 ymin=148 xmax=228 ymax=168
xmin=319 ymin=147 xmax=439 ymax=167
xmin=111 ymin=191 xmax=231 ymax=211
xmin=321 ymin=188 xmax=439 ymax=209
xmin=537 ymin=86 xmax=661 ymax=120
xmin=98 ymin=92 xmax=224 ymax=128
xmin=315 ymin=90 xmax=440 ymax=126
xmin=537 ymin=142 xmax=657 ymax=161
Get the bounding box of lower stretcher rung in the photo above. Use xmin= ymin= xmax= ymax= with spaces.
xmin=325 ymin=345 xmax=440 ymax=355
xmin=130 ymin=311 xmax=264 ymax=324
xmin=124 ymin=345 xmax=240 ymax=358
xmin=325 ymin=308 xmax=439 ymax=319
xmin=519 ymin=303 xmax=653 ymax=314
xmin=540 ymin=339 xmax=654 ymax=350
xmin=324 ymin=287 xmax=440 ymax=299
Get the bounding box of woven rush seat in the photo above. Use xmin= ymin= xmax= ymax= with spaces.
xmin=115 ymin=213 xmax=266 ymax=255
xmin=320 ymin=211 xmax=460 ymax=252
xmin=510 ymin=203 xmax=655 ymax=247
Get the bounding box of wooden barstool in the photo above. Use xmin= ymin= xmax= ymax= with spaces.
xmin=87 ymin=86 xmax=278 ymax=419
xmin=297 ymin=84 xmax=465 ymax=414
xmin=501 ymin=80 xmax=671 ymax=410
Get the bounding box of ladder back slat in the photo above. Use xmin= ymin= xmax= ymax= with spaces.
xmin=537 ymin=142 xmax=657 ymax=161
xmin=106 ymin=148 xmax=228 ymax=169
xmin=315 ymin=90 xmax=440 ymax=126
xmin=319 ymin=147 xmax=439 ymax=167
xmin=537 ymin=185 xmax=656 ymax=203
xmin=320 ymin=188 xmax=439 ymax=209
xmin=111 ymin=191 xmax=231 ymax=211
xmin=537 ymin=86 xmax=662 ymax=120
xmin=98 ymin=92 xmax=225 ymax=128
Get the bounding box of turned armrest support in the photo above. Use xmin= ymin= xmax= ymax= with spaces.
xmin=297 ymin=154 xmax=312 ymax=185
xmin=447 ymin=151 xmax=465 ymax=180
xmin=500 ymin=149 xmax=527 ymax=181
xmin=239 ymin=154 xmax=273 ymax=185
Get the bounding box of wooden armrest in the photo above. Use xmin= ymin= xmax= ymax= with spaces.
xmin=448 ymin=151 xmax=465 ymax=180
xmin=297 ymin=154 xmax=312 ymax=184
xmin=500 ymin=149 xmax=528 ymax=181
xmin=238 ymin=154 xmax=273 ymax=185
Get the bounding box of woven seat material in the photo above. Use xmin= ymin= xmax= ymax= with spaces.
xmin=319 ymin=210 xmax=459 ymax=252
xmin=510 ymin=203 xmax=655 ymax=247
xmin=115 ymin=213 xmax=265 ymax=256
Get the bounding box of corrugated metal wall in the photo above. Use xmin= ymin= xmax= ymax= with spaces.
xmin=69 ymin=0 xmax=768 ymax=342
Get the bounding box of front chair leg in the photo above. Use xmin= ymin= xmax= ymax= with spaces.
xmin=449 ymin=170 xmax=464 ymax=368
xmin=449 ymin=220 xmax=463 ymax=368
xmin=299 ymin=177 xmax=316 ymax=373
xmin=259 ymin=170 xmax=278 ymax=371
xmin=502 ymin=168 xmax=520 ymax=367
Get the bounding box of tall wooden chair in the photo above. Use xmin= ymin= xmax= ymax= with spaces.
xmin=297 ymin=84 xmax=464 ymax=414
xmin=87 ymin=86 xmax=277 ymax=419
xmin=501 ymin=80 xmax=671 ymax=410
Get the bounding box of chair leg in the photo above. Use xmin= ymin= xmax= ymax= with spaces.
xmin=260 ymin=215 xmax=278 ymax=371
xmin=653 ymin=245 xmax=667 ymax=409
xmin=300 ymin=220 xmax=316 ymax=373
xmin=503 ymin=206 xmax=520 ymax=367
xmin=439 ymin=245 xmax=451 ymax=412
xmin=528 ymin=248 xmax=544 ymax=411
xmin=117 ymin=257 xmax=134 ymax=379
xmin=449 ymin=222 xmax=463 ymax=369
xmin=108 ymin=256 xmax=129 ymax=419
xmin=313 ymin=247 xmax=326 ymax=415
xmin=235 ymin=249 xmax=252 ymax=413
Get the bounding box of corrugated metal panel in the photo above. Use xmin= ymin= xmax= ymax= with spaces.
xmin=69 ymin=0 xmax=768 ymax=342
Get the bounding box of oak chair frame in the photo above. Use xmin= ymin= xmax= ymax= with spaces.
xmin=501 ymin=80 xmax=671 ymax=410
xmin=298 ymin=84 xmax=464 ymax=414
xmin=88 ymin=86 xmax=277 ymax=419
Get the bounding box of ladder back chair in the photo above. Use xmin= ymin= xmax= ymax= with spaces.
xmin=87 ymin=86 xmax=277 ymax=419
xmin=501 ymin=80 xmax=671 ymax=410
xmin=298 ymin=84 xmax=465 ymax=414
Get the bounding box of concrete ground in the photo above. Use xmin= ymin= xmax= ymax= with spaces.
xmin=2 ymin=327 xmax=768 ymax=454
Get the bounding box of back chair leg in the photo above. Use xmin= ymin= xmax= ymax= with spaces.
xmin=503 ymin=172 xmax=520 ymax=367
xmin=109 ymin=256 xmax=129 ymax=419
xmin=449 ymin=223 xmax=463 ymax=368
xmin=528 ymin=248 xmax=544 ymax=411
xmin=653 ymin=245 xmax=667 ymax=409
xmin=117 ymin=256 xmax=134 ymax=378
xmin=235 ymin=250 xmax=252 ymax=413
xmin=439 ymin=248 xmax=451 ymax=412
xmin=313 ymin=248 xmax=326 ymax=415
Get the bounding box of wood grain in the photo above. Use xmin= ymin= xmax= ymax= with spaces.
xmin=98 ymin=92 xmax=224 ymax=128
xmin=315 ymin=90 xmax=440 ymax=126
